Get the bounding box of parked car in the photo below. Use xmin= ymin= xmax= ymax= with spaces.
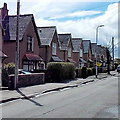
xmin=117 ymin=65 xmax=120 ymax=73
xmin=19 ymin=69 xmax=32 ymax=74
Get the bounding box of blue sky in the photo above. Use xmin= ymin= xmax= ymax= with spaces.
xmin=0 ymin=0 xmax=119 ymax=57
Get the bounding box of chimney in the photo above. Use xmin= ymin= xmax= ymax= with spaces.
xmin=1 ymin=3 xmax=9 ymax=19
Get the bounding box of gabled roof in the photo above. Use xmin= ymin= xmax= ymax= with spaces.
xmin=72 ymin=38 xmax=82 ymax=53
xmin=82 ymin=40 xmax=91 ymax=54
xmin=37 ymin=26 xmax=56 ymax=46
xmin=3 ymin=14 xmax=40 ymax=44
xmin=58 ymin=33 xmax=72 ymax=50
xmin=91 ymin=43 xmax=97 ymax=55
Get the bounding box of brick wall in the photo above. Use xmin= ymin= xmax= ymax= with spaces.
xmin=8 ymin=73 xmax=45 ymax=89
xmin=72 ymin=52 xmax=79 ymax=67
xmin=3 ymin=20 xmax=40 ymax=69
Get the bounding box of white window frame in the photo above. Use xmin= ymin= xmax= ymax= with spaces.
xmin=23 ymin=61 xmax=34 ymax=71
xmin=68 ymin=47 xmax=71 ymax=57
xmin=27 ymin=36 xmax=34 ymax=52
xmin=52 ymin=42 xmax=57 ymax=55
xmin=80 ymin=48 xmax=83 ymax=57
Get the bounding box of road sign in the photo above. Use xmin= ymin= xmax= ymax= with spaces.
xmin=96 ymin=62 xmax=102 ymax=67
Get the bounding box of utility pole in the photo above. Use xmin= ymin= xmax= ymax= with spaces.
xmin=14 ymin=0 xmax=20 ymax=89
xmin=112 ymin=37 xmax=114 ymax=70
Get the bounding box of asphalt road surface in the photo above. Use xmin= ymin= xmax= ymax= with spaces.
xmin=1 ymin=75 xmax=119 ymax=118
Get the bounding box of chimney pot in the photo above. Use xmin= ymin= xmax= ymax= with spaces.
xmin=3 ymin=3 xmax=7 ymax=9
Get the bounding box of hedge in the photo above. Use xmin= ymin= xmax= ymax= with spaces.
xmin=47 ymin=62 xmax=76 ymax=82
xmin=86 ymin=67 xmax=96 ymax=76
xmin=75 ymin=67 xmax=96 ymax=78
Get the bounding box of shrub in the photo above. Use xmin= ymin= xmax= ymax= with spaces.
xmin=81 ymin=67 xmax=87 ymax=78
xmin=4 ymin=63 xmax=15 ymax=75
xmin=92 ymin=67 xmax=96 ymax=75
xmin=47 ymin=62 xmax=75 ymax=82
xmin=2 ymin=69 xmax=9 ymax=86
xmin=2 ymin=63 xmax=15 ymax=86
xmin=75 ymin=68 xmax=82 ymax=78
xmin=86 ymin=68 xmax=93 ymax=76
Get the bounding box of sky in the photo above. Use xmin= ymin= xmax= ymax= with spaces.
xmin=0 ymin=0 xmax=119 ymax=57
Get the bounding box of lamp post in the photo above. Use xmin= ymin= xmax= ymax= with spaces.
xmin=14 ymin=0 xmax=20 ymax=89
xmin=95 ymin=25 xmax=104 ymax=78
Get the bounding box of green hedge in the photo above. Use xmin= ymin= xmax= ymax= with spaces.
xmin=86 ymin=67 xmax=96 ymax=76
xmin=47 ymin=62 xmax=76 ymax=82
xmin=75 ymin=67 xmax=96 ymax=78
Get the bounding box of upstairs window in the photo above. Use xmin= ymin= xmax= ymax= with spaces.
xmin=68 ymin=48 xmax=71 ymax=57
xmin=27 ymin=36 xmax=34 ymax=52
xmin=52 ymin=42 xmax=57 ymax=55
xmin=80 ymin=48 xmax=83 ymax=57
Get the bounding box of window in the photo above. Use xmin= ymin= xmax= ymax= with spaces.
xmin=52 ymin=42 xmax=57 ymax=55
xmin=68 ymin=48 xmax=71 ymax=57
xmin=27 ymin=36 xmax=34 ymax=51
xmin=38 ymin=62 xmax=45 ymax=70
xmin=23 ymin=61 xmax=34 ymax=71
xmin=80 ymin=48 xmax=83 ymax=57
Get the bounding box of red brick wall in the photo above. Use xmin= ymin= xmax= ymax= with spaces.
xmin=39 ymin=29 xmax=61 ymax=64
xmin=83 ymin=53 xmax=88 ymax=62
xmin=58 ymin=50 xmax=67 ymax=61
xmin=3 ymin=41 xmax=16 ymax=65
xmin=19 ymin=20 xmax=40 ymax=68
xmin=91 ymin=55 xmax=95 ymax=62
xmin=58 ymin=39 xmax=73 ymax=62
xmin=9 ymin=73 xmax=45 ymax=88
xmin=72 ymin=52 xmax=79 ymax=67
xmin=3 ymin=20 xmax=40 ymax=68
xmin=0 ymin=25 xmax=2 ymax=51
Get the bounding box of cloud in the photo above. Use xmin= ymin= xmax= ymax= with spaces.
xmin=1 ymin=0 xmax=119 ymax=3
xmin=36 ymin=2 xmax=118 ymax=47
xmin=0 ymin=1 xmax=118 ymax=56
xmin=49 ymin=10 xmax=102 ymax=19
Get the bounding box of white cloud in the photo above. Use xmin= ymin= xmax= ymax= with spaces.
xmin=36 ymin=2 xmax=118 ymax=47
xmin=0 ymin=1 xmax=118 ymax=56
xmin=1 ymin=0 xmax=119 ymax=2
xmin=50 ymin=10 xmax=102 ymax=19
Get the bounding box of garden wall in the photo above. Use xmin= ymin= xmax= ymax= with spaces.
xmin=8 ymin=73 xmax=45 ymax=89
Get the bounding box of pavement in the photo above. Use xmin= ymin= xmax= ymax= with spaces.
xmin=0 ymin=71 xmax=117 ymax=104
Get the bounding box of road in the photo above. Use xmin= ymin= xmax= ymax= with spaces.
xmin=1 ymin=75 xmax=119 ymax=118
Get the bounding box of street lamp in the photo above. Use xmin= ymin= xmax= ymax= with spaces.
xmin=14 ymin=0 xmax=20 ymax=89
xmin=95 ymin=25 xmax=104 ymax=78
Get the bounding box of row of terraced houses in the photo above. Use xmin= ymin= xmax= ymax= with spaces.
xmin=0 ymin=3 xmax=108 ymax=72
